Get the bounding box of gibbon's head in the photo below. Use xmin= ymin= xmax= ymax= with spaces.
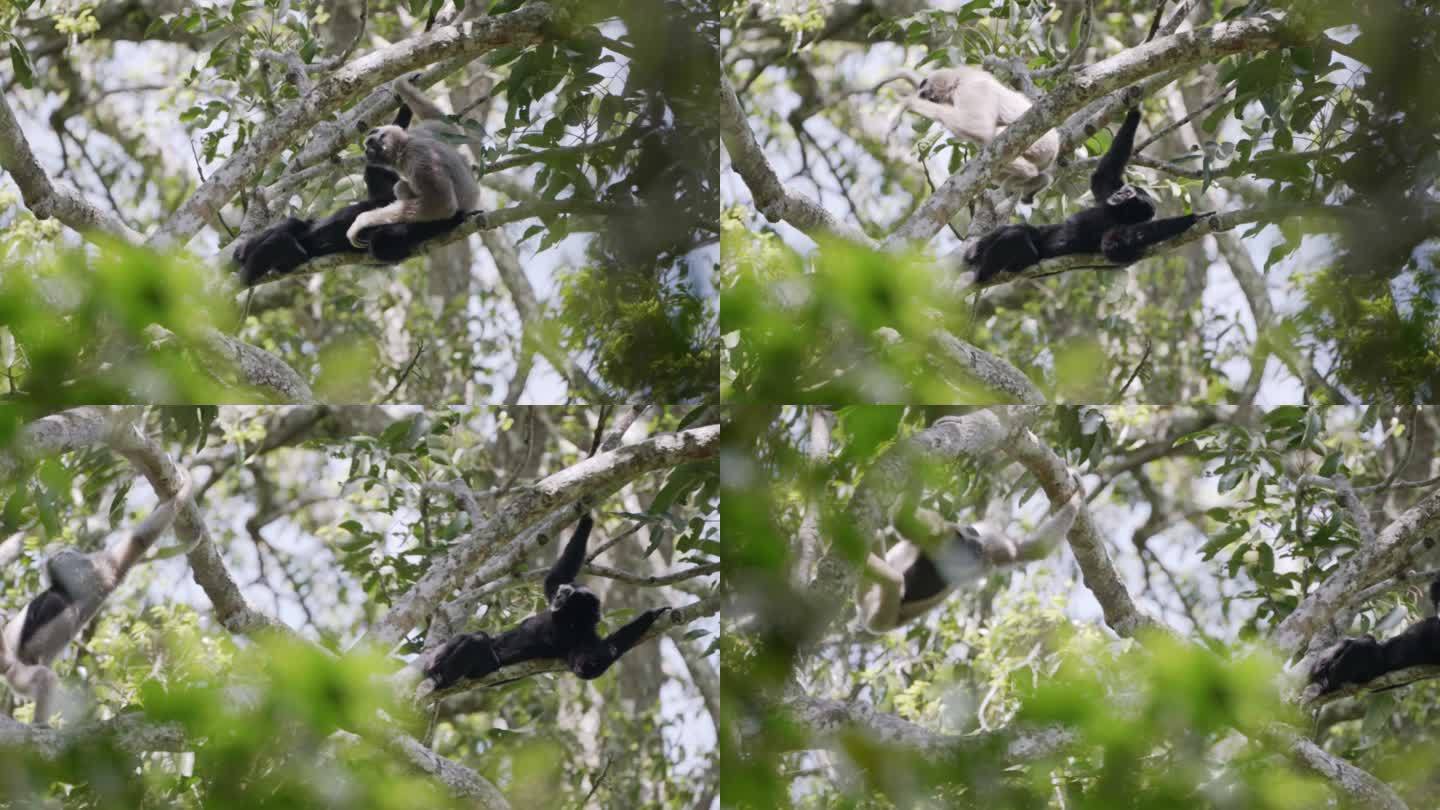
xmin=1105 ymin=183 xmax=1157 ymax=224
xmin=363 ymin=125 xmax=410 ymax=164
xmin=917 ymin=69 xmax=961 ymax=104
xmin=551 ymin=583 xmax=602 ymax=626
xmin=934 ymin=524 xmax=988 ymax=588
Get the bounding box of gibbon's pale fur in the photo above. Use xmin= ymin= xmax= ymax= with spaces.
xmin=904 ymin=66 xmax=1060 ymax=195
xmin=345 ymin=82 xmax=480 ymax=247
xmin=0 ymin=466 xmax=192 ymax=724
xmin=858 ymin=492 xmax=1081 ymax=632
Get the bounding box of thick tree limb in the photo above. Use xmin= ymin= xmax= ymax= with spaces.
xmin=885 ymin=16 xmax=1292 ymax=246
xmin=1270 ymin=725 xmax=1409 ymax=810
xmin=0 ymin=89 xmax=142 ymax=241
xmin=1273 ymin=488 xmax=1440 ymax=658
xmin=720 ymin=73 xmax=875 ymax=245
xmin=1007 ymin=428 xmax=1156 ymax=637
xmin=369 ymin=425 xmax=720 ymax=647
xmin=769 ymin=695 xmax=1073 ymax=762
xmin=154 ymin=3 xmax=553 ymax=245
xmin=381 ymin=730 xmax=511 ymax=808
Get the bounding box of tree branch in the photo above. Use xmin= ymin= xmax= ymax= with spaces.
xmin=885 ymin=16 xmax=1292 ymax=246
xmin=368 ymin=425 xmax=720 ymax=648
xmin=0 ymin=86 xmax=142 ymax=241
xmin=154 ymin=3 xmax=554 ymax=245
xmin=416 ymin=592 xmax=718 ymax=702
xmin=1273 ymin=488 xmax=1440 ymax=658
xmin=720 ymin=73 xmax=875 ymax=244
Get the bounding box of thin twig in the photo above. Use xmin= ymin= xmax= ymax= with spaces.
xmin=382 ymin=342 xmax=426 ymax=403
xmin=1112 ymin=339 xmax=1153 ymax=401
xmin=1136 ymin=81 xmax=1236 ymax=153
xmin=1144 ymin=0 xmax=1167 ymax=43
xmin=577 ymin=755 xmax=614 ymax=810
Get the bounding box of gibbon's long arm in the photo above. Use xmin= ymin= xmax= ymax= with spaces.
xmin=602 ymin=607 xmax=672 ymax=660
xmin=979 ymin=491 xmax=1081 ymax=566
xmin=103 ymin=467 xmax=193 ymax=575
xmin=394 ymin=78 xmax=449 ymax=125
xmin=0 ymin=467 xmax=191 ymax=724
xmin=1309 ymin=579 xmax=1440 ymax=694
xmin=1092 ymin=108 xmax=1142 ymax=201
xmin=858 ymin=549 xmax=910 ymax=633
xmin=859 ymin=492 xmax=1082 ymax=633
xmin=544 ymin=515 xmax=592 ymax=600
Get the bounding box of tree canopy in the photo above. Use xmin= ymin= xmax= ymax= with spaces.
xmin=720 ymin=0 xmax=1440 ymax=406
xmin=0 ymin=0 xmax=720 ymax=404
xmin=0 ymin=405 xmax=719 ymax=808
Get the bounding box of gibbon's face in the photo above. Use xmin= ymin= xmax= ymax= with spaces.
xmin=917 ymin=70 xmax=958 ymax=104
xmin=1105 ymin=184 xmax=1158 ymax=224
xmin=551 ymin=583 xmax=602 ymax=626
xmin=363 ymin=125 xmax=408 ymax=164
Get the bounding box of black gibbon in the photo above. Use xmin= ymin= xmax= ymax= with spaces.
xmin=424 ymin=514 xmax=672 ymax=689
xmin=0 ymin=468 xmax=192 ymax=724
xmin=859 ymin=493 xmax=1081 ymax=632
xmin=965 ymin=108 xmax=1210 ymax=283
xmin=904 ymin=66 xmax=1059 ymax=197
xmin=1309 ymin=578 xmax=1440 ymax=694
xmin=232 ymin=80 xmax=480 ymax=286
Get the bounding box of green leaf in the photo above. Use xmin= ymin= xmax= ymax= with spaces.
xmin=9 ymin=43 xmax=34 ymax=89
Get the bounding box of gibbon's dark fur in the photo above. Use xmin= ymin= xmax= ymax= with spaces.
xmin=1309 ymin=578 xmax=1440 ymax=693
xmin=965 ymin=108 xmax=1207 ymax=283
xmin=424 ymin=514 xmax=672 ymax=688
xmin=232 ymin=103 xmax=467 ymax=287
xmin=0 ymin=467 xmax=192 ymax=725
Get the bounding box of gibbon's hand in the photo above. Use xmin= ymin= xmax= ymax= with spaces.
xmin=346 ymin=211 xmax=379 ymax=247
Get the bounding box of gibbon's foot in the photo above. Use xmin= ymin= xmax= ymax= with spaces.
xmin=467 ymin=209 xmax=488 ymax=230
xmin=346 ymin=213 xmax=379 ymax=248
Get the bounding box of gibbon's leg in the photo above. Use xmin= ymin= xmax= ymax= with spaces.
xmin=1092 ymin=108 xmax=1142 ymax=201
xmin=424 ymin=632 xmax=501 ymax=689
xmin=296 ymin=202 xmax=377 ymax=262
xmin=860 ymin=553 xmax=905 ymax=632
xmin=346 ymin=181 xmax=459 ymax=248
xmin=5 ymin=660 xmax=60 ymax=725
xmin=233 ymin=218 xmax=312 ymax=286
xmin=968 ymin=224 xmax=1042 ymax=282
xmin=365 ymin=214 xmax=468 ymax=263
xmin=1100 ymin=214 xmax=1200 ymax=263
xmin=544 ymin=515 xmax=592 ymax=600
